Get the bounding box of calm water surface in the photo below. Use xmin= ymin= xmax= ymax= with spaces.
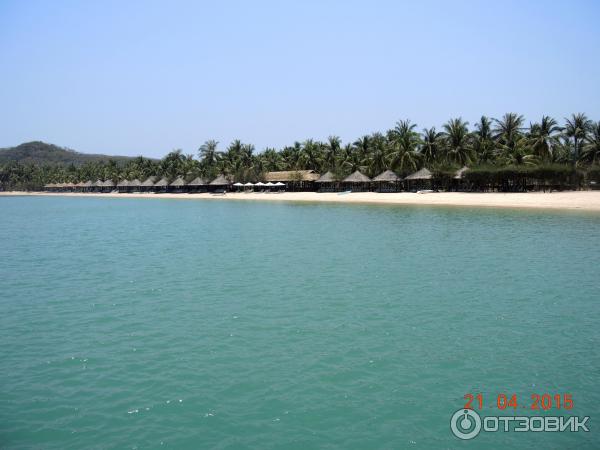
xmin=1 ymin=196 xmax=599 ymax=449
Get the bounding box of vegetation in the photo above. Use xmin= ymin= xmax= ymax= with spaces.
xmin=2 ymin=114 xmax=600 ymax=191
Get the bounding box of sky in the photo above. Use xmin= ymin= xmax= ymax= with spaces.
xmin=1 ymin=0 xmax=599 ymax=158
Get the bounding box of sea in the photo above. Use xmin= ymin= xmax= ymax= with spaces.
xmin=1 ymin=196 xmax=599 ymax=449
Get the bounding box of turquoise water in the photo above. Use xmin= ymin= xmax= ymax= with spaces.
xmin=1 ymin=196 xmax=599 ymax=449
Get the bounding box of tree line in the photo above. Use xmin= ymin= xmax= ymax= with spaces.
xmin=1 ymin=113 xmax=600 ymax=191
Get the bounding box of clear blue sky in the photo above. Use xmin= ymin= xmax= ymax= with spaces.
xmin=1 ymin=0 xmax=599 ymax=158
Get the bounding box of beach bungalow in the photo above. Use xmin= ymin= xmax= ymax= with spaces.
xmin=153 ymin=177 xmax=169 ymax=193
xmin=140 ymin=176 xmax=157 ymax=192
xmin=102 ymin=179 xmax=116 ymax=193
xmin=342 ymin=170 xmax=371 ymax=192
xmin=169 ymin=176 xmax=187 ymax=193
xmin=128 ymin=179 xmax=141 ymax=192
xmin=372 ymin=170 xmax=401 ymax=192
xmin=187 ymin=176 xmax=210 ymax=193
xmin=81 ymin=180 xmax=94 ymax=192
xmin=117 ymin=179 xmax=130 ymax=193
xmin=451 ymin=166 xmax=469 ymax=191
xmin=404 ymin=168 xmax=433 ymax=191
xmin=264 ymin=170 xmax=320 ymax=192
xmin=209 ymin=174 xmax=234 ymax=192
xmin=315 ymin=171 xmax=338 ymax=192
xmin=91 ymin=179 xmax=104 ymax=192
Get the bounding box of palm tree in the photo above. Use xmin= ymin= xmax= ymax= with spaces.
xmin=581 ymin=121 xmax=600 ymax=164
xmin=493 ymin=113 xmax=524 ymax=158
xmin=564 ymin=113 xmax=592 ymax=165
xmin=421 ymin=127 xmax=442 ymax=165
xmin=260 ymin=148 xmax=283 ymax=171
xmin=387 ymin=120 xmax=422 ymax=174
xmin=472 ymin=116 xmax=495 ymax=164
xmin=441 ymin=118 xmax=472 ymax=166
xmin=300 ymin=139 xmax=323 ymax=171
xmin=324 ymin=136 xmax=341 ymax=171
xmin=198 ymin=140 xmax=221 ymax=167
xmin=528 ymin=116 xmax=562 ymax=162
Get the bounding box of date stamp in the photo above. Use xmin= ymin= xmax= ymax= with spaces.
xmin=464 ymin=393 xmax=574 ymax=411
xmin=450 ymin=393 xmax=590 ymax=440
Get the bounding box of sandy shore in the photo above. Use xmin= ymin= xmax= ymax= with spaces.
xmin=3 ymin=190 xmax=600 ymax=212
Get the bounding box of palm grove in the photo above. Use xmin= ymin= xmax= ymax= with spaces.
xmin=2 ymin=113 xmax=600 ymax=191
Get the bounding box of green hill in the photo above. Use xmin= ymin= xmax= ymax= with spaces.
xmin=0 ymin=141 xmax=140 ymax=166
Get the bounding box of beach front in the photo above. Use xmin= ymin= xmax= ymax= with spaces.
xmin=3 ymin=190 xmax=600 ymax=211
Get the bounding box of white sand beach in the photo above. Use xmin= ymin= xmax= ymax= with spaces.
xmin=3 ymin=190 xmax=600 ymax=211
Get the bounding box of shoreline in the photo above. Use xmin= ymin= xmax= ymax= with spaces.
xmin=2 ymin=190 xmax=600 ymax=212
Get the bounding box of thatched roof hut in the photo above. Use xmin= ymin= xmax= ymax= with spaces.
xmin=82 ymin=180 xmax=94 ymax=187
xmin=343 ymin=170 xmax=371 ymax=183
xmin=141 ymin=176 xmax=157 ymax=187
xmin=170 ymin=176 xmax=186 ymax=187
xmin=404 ymin=168 xmax=432 ymax=180
xmin=117 ymin=179 xmax=130 ymax=187
xmin=454 ymin=166 xmax=469 ymax=179
xmin=103 ymin=180 xmax=116 ymax=187
xmin=187 ymin=176 xmax=209 ymax=186
xmin=129 ymin=179 xmax=141 ymax=187
xmin=93 ymin=179 xmax=103 ymax=187
xmin=265 ymin=170 xmax=320 ymax=182
xmin=154 ymin=177 xmax=169 ymax=187
xmin=373 ymin=170 xmax=400 ymax=182
xmin=316 ymin=171 xmax=336 ymax=183
xmin=210 ymin=174 xmax=233 ymax=185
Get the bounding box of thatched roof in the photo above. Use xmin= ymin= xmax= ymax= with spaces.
xmin=82 ymin=180 xmax=94 ymax=187
xmin=265 ymin=170 xmax=320 ymax=182
xmin=187 ymin=176 xmax=209 ymax=186
xmin=117 ymin=179 xmax=130 ymax=187
xmin=103 ymin=180 xmax=116 ymax=187
xmin=316 ymin=171 xmax=336 ymax=183
xmin=141 ymin=176 xmax=157 ymax=186
xmin=343 ymin=170 xmax=371 ymax=183
xmin=154 ymin=177 xmax=170 ymax=187
xmin=454 ymin=166 xmax=469 ymax=179
xmin=404 ymin=168 xmax=432 ymax=180
xmin=210 ymin=174 xmax=233 ymax=185
xmin=75 ymin=181 xmax=85 ymax=187
xmin=129 ymin=179 xmax=141 ymax=187
xmin=93 ymin=179 xmax=103 ymax=186
xmin=170 ymin=176 xmax=186 ymax=187
xmin=373 ymin=170 xmax=400 ymax=182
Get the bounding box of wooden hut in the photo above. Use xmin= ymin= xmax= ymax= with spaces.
xmin=209 ymin=174 xmax=233 ymax=192
xmin=140 ymin=176 xmax=157 ymax=192
xmin=315 ymin=171 xmax=338 ymax=192
xmin=153 ymin=177 xmax=169 ymax=193
xmin=81 ymin=180 xmax=94 ymax=192
xmin=117 ymin=179 xmax=130 ymax=193
xmin=187 ymin=176 xmax=210 ymax=193
xmin=372 ymin=170 xmax=401 ymax=192
xmin=129 ymin=179 xmax=141 ymax=192
xmin=91 ymin=179 xmax=104 ymax=192
xmin=102 ymin=179 xmax=116 ymax=193
xmin=404 ymin=168 xmax=433 ymax=191
xmin=169 ymin=176 xmax=187 ymax=193
xmin=264 ymin=170 xmax=320 ymax=192
xmin=342 ymin=170 xmax=371 ymax=192
xmin=450 ymin=166 xmax=469 ymax=191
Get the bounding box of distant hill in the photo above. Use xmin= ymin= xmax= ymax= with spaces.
xmin=0 ymin=141 xmax=142 ymax=166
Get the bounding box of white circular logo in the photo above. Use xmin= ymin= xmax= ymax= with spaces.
xmin=450 ymin=409 xmax=482 ymax=440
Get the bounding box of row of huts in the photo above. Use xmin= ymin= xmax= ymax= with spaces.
xmin=44 ymin=168 xmax=467 ymax=193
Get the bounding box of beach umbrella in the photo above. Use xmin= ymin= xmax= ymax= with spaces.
xmin=255 ymin=182 xmax=265 ymax=186
xmin=275 ymin=182 xmax=285 ymax=186
xmin=244 ymin=182 xmax=254 ymax=187
xmin=233 ymin=182 xmax=244 ymax=187
xmin=265 ymin=182 xmax=274 ymax=186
